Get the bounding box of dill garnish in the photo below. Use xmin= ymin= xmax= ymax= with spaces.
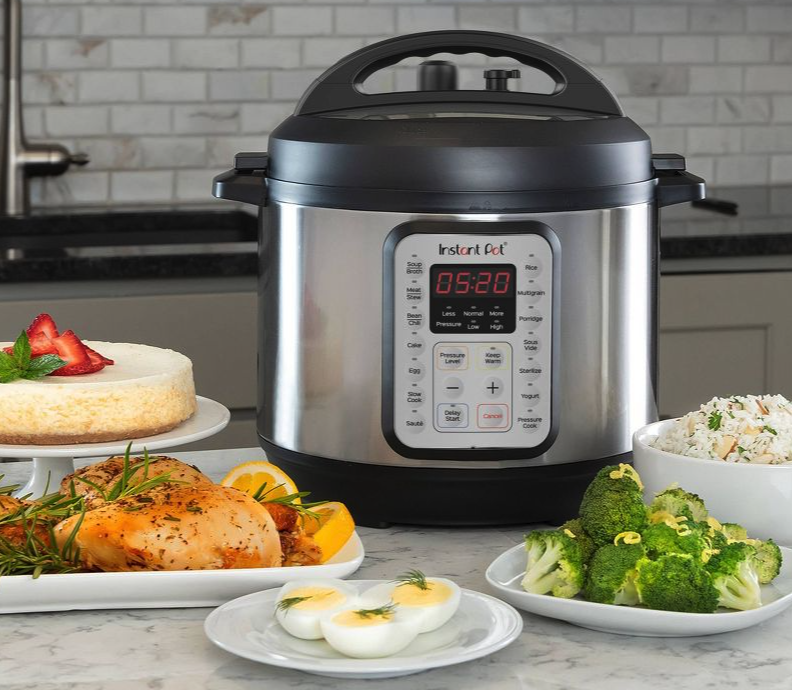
xmin=353 ymin=602 xmax=397 ymax=620
xmin=393 ymin=569 xmax=430 ymax=591
xmin=276 ymin=595 xmax=312 ymax=614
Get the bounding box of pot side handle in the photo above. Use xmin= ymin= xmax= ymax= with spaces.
xmin=653 ymin=153 xmax=706 ymax=208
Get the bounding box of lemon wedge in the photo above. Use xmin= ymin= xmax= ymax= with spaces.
xmin=303 ymin=501 xmax=355 ymax=563
xmin=220 ymin=460 xmax=300 ymax=503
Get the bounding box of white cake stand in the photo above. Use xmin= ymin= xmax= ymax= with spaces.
xmin=0 ymin=396 xmax=230 ymax=498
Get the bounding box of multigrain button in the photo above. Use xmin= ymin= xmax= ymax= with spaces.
xmin=436 ymin=345 xmax=468 ymax=370
xmin=478 ymin=345 xmax=508 ymax=370
xmin=406 ymin=362 xmax=425 ymax=382
xmin=406 ymin=386 xmax=425 ymax=407
xmin=437 ymin=404 xmax=468 ymax=429
xmin=518 ymin=286 xmax=546 ymax=305
xmin=477 ymin=404 xmax=509 ymax=429
xmin=405 ymin=412 xmax=426 ymax=434
xmin=522 ymin=258 xmax=543 ymax=278
xmin=442 ymin=376 xmax=464 ymax=399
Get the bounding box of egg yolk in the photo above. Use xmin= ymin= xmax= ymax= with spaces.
xmin=283 ymin=586 xmax=347 ymax=611
xmin=392 ymin=580 xmax=452 ymax=607
xmin=332 ymin=610 xmax=394 ymax=628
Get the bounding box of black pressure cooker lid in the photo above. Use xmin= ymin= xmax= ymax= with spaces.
xmin=214 ymin=31 xmax=704 ymax=213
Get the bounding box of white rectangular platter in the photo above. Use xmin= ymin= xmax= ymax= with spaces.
xmin=0 ymin=532 xmax=364 ymax=614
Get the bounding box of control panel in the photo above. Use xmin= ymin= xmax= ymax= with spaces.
xmin=388 ymin=226 xmax=555 ymax=455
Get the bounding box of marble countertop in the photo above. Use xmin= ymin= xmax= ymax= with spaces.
xmin=2 ymin=448 xmax=792 ymax=690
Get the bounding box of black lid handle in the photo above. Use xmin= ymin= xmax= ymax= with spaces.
xmin=296 ymin=30 xmax=622 ymax=117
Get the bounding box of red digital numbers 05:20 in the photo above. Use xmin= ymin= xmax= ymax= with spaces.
xmin=434 ymin=270 xmax=511 ymax=296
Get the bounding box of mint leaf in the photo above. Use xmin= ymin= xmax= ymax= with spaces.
xmin=0 ymin=351 xmax=16 ymax=374
xmin=0 ymin=367 xmax=22 ymax=383
xmin=22 ymin=355 xmax=67 ymax=379
xmin=12 ymin=331 xmax=30 ymax=369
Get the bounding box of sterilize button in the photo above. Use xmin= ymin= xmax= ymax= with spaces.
xmin=477 ymin=404 xmax=509 ymax=429
xmin=519 ymin=363 xmax=543 ymax=381
xmin=406 ymin=386 xmax=425 ymax=407
xmin=437 ymin=404 xmax=468 ymax=428
xmin=406 ymin=336 xmax=425 ymax=355
xmin=405 ymin=259 xmax=424 ymax=276
xmin=406 ymin=310 xmax=424 ymax=329
xmin=479 ymin=346 xmax=507 ymax=370
xmin=436 ymin=345 xmax=468 ymax=370
xmin=521 ymin=390 xmax=541 ymax=408
xmin=523 ymin=258 xmax=543 ymax=278
xmin=405 ymin=284 xmax=423 ymax=303
xmin=483 ymin=377 xmax=504 ymax=399
xmin=522 ymin=337 xmax=541 ymax=355
xmin=406 ymin=362 xmax=425 ymax=381
xmin=405 ymin=413 xmax=426 ymax=433
xmin=442 ymin=376 xmax=464 ymax=399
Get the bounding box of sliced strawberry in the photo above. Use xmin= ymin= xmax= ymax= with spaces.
xmin=28 ymin=332 xmax=57 ymax=357
xmin=84 ymin=344 xmax=114 ymax=366
xmin=48 ymin=330 xmax=90 ymax=375
xmin=26 ymin=314 xmax=59 ymax=340
xmin=50 ymin=358 xmax=105 ymax=376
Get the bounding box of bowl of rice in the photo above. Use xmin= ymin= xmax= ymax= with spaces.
xmin=633 ymin=395 xmax=792 ymax=545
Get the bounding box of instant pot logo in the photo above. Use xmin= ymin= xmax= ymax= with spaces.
xmin=437 ymin=242 xmax=506 ymax=256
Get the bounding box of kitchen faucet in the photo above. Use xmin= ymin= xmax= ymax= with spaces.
xmin=0 ymin=0 xmax=88 ymax=217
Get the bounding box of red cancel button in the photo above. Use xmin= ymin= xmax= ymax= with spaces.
xmin=477 ymin=404 xmax=510 ymax=429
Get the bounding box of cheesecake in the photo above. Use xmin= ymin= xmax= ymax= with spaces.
xmin=0 ymin=341 xmax=197 ymax=445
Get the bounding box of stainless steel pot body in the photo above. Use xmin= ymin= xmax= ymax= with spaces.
xmin=258 ymin=201 xmax=658 ymax=471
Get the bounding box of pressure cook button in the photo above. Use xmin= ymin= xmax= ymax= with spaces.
xmin=522 ymin=258 xmax=543 ymax=278
xmin=437 ymin=404 xmax=468 ymax=428
xmin=518 ymin=415 xmax=543 ymax=434
xmin=436 ymin=346 xmax=468 ymax=370
xmin=442 ymin=376 xmax=464 ymax=399
xmin=405 ymin=285 xmax=423 ymax=303
xmin=477 ymin=404 xmax=509 ymax=429
xmin=522 ymin=337 xmax=541 ymax=355
xmin=406 ymin=310 xmax=424 ymax=329
xmin=483 ymin=377 xmax=504 ymax=399
xmin=406 ymin=362 xmax=425 ymax=382
xmin=405 ymin=259 xmax=425 ymax=277
xmin=406 ymin=336 xmax=425 ymax=355
xmin=406 ymin=386 xmax=425 ymax=407
xmin=478 ymin=345 xmax=508 ymax=370
xmin=405 ymin=413 xmax=426 ymax=434
xmin=519 ymin=364 xmax=543 ymax=382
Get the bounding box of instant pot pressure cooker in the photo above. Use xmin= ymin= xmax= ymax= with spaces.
xmin=213 ymin=31 xmax=705 ymax=526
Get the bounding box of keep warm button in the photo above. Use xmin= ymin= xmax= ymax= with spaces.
xmin=477 ymin=404 xmax=510 ymax=430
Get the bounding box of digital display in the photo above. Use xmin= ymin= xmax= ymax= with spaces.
xmin=430 ymin=264 xmax=516 ymax=334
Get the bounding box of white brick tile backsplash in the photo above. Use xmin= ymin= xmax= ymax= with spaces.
xmin=747 ymin=6 xmax=792 ymax=34
xmin=303 ymin=38 xmax=364 ymax=67
xmin=773 ymin=38 xmax=792 ymax=63
xmin=644 ymin=125 xmax=687 ymax=153
xmin=206 ymin=136 xmax=264 ymax=166
xmin=270 ymin=69 xmax=323 ymax=100
xmin=690 ymin=66 xmax=743 ymax=94
xmin=175 ymin=169 xmax=214 ymax=201
xmin=141 ymin=137 xmax=207 ymax=169
xmin=23 ymin=7 xmax=79 ymax=37
xmin=622 ymin=66 xmax=689 ymax=96
xmin=46 ymin=105 xmax=109 ymax=136
xmin=143 ymin=8 xmax=207 ymax=37
xmin=633 ymin=6 xmax=687 ymax=34
xmin=661 ymin=37 xmax=715 ymax=65
xmin=112 ymin=105 xmax=171 ymax=135
xmin=175 ymin=39 xmax=239 ymax=70
xmin=173 ymin=104 xmax=240 ymax=134
xmin=209 ymin=71 xmax=269 ymax=101
xmin=717 ymin=36 xmax=771 ymax=65
xmin=241 ymin=39 xmax=301 ymax=69
xmin=77 ymin=137 xmax=141 ymax=170
xmin=241 ymin=103 xmax=295 ymax=133
xmin=774 ymin=96 xmax=792 ymax=123
xmin=771 ymin=155 xmax=792 ymax=183
xmin=746 ymin=66 xmax=792 ymax=93
xmin=685 ymin=126 xmax=742 ymax=155
xmin=336 ymin=7 xmax=395 ymax=36
xmin=42 ymin=172 xmax=110 ymax=206
xmin=144 ymin=72 xmax=206 ymax=102
xmin=79 ymin=71 xmax=139 ymax=103
xmin=272 ymin=7 xmax=333 ymax=36
xmin=606 ymin=37 xmax=659 ymax=64
xmin=110 ymin=39 xmax=170 ymax=69
xmin=46 ymin=40 xmax=109 ymax=70
xmin=575 ymin=7 xmax=631 ymax=34
xmin=619 ymin=96 xmax=659 ymax=126
xmin=690 ymin=6 xmax=744 ymax=34
xmin=396 ymin=7 xmax=456 ymax=33
xmin=458 ymin=6 xmax=516 ymax=33
xmin=23 ymin=73 xmax=77 ymax=106
xmin=207 ymin=6 xmax=271 ymax=37
xmin=518 ymin=7 xmax=574 ymax=35
xmin=715 ymin=155 xmax=769 ymax=185
xmin=82 ymin=8 xmax=142 ymax=37
xmin=24 ymin=42 xmax=44 ymax=71
xmin=717 ymin=96 xmax=771 ymax=124
xmin=744 ymin=126 xmax=792 ymax=153
xmin=660 ymin=96 xmax=715 ymax=125
xmin=111 ymin=170 xmax=173 ymax=202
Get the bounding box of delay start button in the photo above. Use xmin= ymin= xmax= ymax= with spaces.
xmin=437 ymin=404 xmax=468 ymax=429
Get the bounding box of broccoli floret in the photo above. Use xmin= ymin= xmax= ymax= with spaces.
xmin=745 ymin=538 xmax=782 ymax=584
xmin=649 ymin=486 xmax=708 ymax=522
xmin=642 ymin=523 xmax=707 ymax=560
xmin=705 ymin=542 xmax=762 ymax=611
xmin=705 ymin=528 xmax=729 ymax=552
xmin=635 ymin=553 xmax=719 ymax=613
xmin=560 ymin=518 xmax=597 ymax=565
xmin=583 ymin=544 xmax=645 ymax=606
xmin=579 ymin=481 xmax=648 ymax=547
xmin=522 ymin=530 xmax=585 ymax=598
xmin=587 ymin=464 xmax=644 ymax=495
xmin=721 ymin=523 xmax=748 ymax=541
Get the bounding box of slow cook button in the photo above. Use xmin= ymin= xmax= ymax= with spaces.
xmin=406 ymin=362 xmax=425 ymax=382
xmin=522 ymin=258 xmax=542 ymax=278
xmin=517 ymin=415 xmax=543 ymax=434
xmin=406 ymin=336 xmax=425 ymax=355
xmin=477 ymin=404 xmax=509 ymax=429
xmin=518 ymin=309 xmax=543 ymax=327
xmin=437 ymin=404 xmax=468 ymax=428
xmin=406 ymin=386 xmax=425 ymax=407
xmin=406 ymin=310 xmax=424 ymax=329
xmin=405 ymin=259 xmax=424 ymax=277
xmin=404 ymin=412 xmax=426 ymax=434
xmin=436 ymin=346 xmax=468 ymax=370
xmin=519 ymin=364 xmax=543 ymax=382
xmin=522 ymin=337 xmax=541 ymax=355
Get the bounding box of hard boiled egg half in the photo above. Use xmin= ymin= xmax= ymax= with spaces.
xmin=320 ymin=603 xmax=421 ymax=658
xmin=274 ymin=579 xmax=359 ymax=640
xmin=360 ymin=571 xmax=461 ymax=633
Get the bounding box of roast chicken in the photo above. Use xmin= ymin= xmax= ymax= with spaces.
xmin=0 ymin=495 xmax=51 ymax=548
xmin=54 ymin=485 xmax=282 ymax=571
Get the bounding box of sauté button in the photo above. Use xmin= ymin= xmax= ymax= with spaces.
xmin=436 ymin=345 xmax=468 ymax=370
xmin=477 ymin=404 xmax=509 ymax=429
xmin=405 ymin=413 xmax=426 ymax=433
xmin=437 ymin=404 xmax=468 ymax=429
xmin=442 ymin=376 xmax=464 ymax=399
xmin=406 ymin=362 xmax=425 ymax=381
xmin=406 ymin=386 xmax=425 ymax=407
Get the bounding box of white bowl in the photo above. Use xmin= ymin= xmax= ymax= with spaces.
xmin=633 ymin=419 xmax=792 ymax=546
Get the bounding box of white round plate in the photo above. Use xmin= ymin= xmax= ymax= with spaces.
xmin=0 ymin=396 xmax=230 ymax=458
xmin=486 ymin=542 xmax=792 ymax=637
xmin=204 ymin=579 xmax=523 ymax=679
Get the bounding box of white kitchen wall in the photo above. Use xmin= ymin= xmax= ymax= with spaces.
xmin=20 ymin=0 xmax=792 ymax=208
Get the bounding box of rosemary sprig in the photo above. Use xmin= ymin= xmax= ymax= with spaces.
xmin=0 ymin=475 xmax=20 ymax=497
xmin=393 ymin=569 xmax=430 ymax=591
xmin=353 ymin=602 xmax=398 ymax=620
xmin=251 ymin=482 xmax=329 ymax=524
xmin=276 ymin=595 xmax=312 ymax=614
